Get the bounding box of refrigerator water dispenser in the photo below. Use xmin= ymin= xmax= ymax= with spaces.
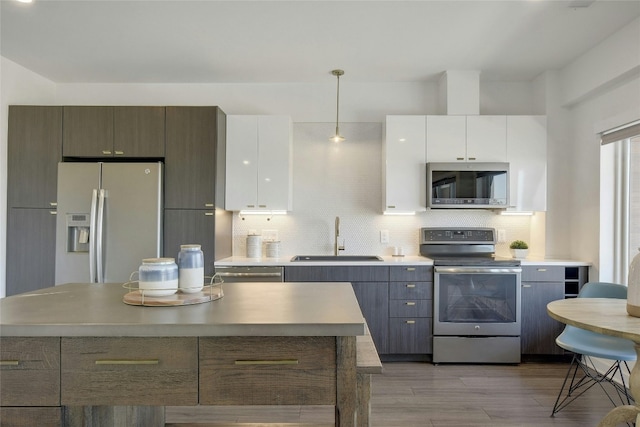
xmin=66 ymin=213 xmax=90 ymax=253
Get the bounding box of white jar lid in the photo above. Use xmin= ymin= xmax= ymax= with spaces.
xmin=142 ymin=257 xmax=175 ymax=264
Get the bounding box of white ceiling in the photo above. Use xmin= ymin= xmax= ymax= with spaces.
xmin=2 ymin=0 xmax=639 ymax=84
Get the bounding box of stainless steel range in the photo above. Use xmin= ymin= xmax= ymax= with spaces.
xmin=420 ymin=227 xmax=522 ymax=364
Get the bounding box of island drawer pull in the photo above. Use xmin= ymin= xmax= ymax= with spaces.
xmin=95 ymin=359 xmax=159 ymax=365
xmin=0 ymin=360 xmax=19 ymax=366
xmin=406 ymin=284 xmax=416 ymax=288
xmin=235 ymin=359 xmax=299 ymax=366
xmin=405 ymin=302 xmax=416 ymax=306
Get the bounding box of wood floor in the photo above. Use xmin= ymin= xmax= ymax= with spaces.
xmin=166 ymin=361 xmax=631 ymax=426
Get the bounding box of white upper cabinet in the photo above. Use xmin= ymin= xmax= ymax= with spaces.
xmin=383 ymin=115 xmax=427 ymax=213
xmin=426 ymin=115 xmax=507 ymax=162
xmin=226 ymin=115 xmax=292 ymax=211
xmin=426 ymin=116 xmax=466 ymax=162
xmin=506 ymin=116 xmax=547 ymax=212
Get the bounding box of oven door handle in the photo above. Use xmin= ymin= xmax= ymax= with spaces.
xmin=434 ymin=266 xmax=522 ymax=274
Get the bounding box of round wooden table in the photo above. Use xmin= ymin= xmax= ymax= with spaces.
xmin=547 ymin=298 xmax=640 ymax=427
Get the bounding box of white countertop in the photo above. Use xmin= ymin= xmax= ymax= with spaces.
xmin=215 ymin=255 xmax=590 ymax=267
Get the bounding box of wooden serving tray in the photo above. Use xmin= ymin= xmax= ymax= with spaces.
xmin=123 ymin=286 xmax=223 ymax=306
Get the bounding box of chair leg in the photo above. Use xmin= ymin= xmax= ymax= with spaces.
xmin=552 ymin=354 xmax=635 ymax=417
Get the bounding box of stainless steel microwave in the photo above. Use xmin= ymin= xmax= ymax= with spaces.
xmin=427 ymin=162 xmax=510 ymax=209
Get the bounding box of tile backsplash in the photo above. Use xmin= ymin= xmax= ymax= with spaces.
xmin=232 ymin=122 xmax=532 ymax=258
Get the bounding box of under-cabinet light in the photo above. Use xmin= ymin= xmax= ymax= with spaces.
xmin=239 ymin=210 xmax=287 ymax=215
xmin=500 ymin=211 xmax=534 ymax=216
xmin=383 ymin=211 xmax=416 ymax=216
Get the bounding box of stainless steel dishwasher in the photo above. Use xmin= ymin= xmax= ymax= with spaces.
xmin=214 ymin=266 xmax=284 ymax=282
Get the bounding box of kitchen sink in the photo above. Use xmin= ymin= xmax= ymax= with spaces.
xmin=290 ymin=255 xmax=383 ymax=262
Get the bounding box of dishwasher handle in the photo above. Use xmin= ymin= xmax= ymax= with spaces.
xmin=216 ymin=272 xmax=282 ymax=278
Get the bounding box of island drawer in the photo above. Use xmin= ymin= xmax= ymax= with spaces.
xmin=521 ymin=266 xmax=565 ymax=282
xmin=0 ymin=407 xmax=61 ymax=427
xmin=390 ymin=281 xmax=433 ymax=299
xmin=61 ymin=337 xmax=198 ymax=406
xmin=200 ymin=336 xmax=336 ymax=405
xmin=0 ymin=337 xmax=60 ymax=407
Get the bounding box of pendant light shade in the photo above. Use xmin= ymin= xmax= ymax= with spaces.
xmin=330 ymin=69 xmax=345 ymax=143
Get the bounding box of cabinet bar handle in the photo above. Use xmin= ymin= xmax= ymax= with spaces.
xmin=456 ymin=157 xmax=464 ymax=161
xmin=405 ymin=302 xmax=416 ymax=306
xmin=235 ymin=359 xmax=299 ymax=365
xmin=114 ymin=151 xmax=124 ymax=155
xmin=95 ymin=359 xmax=159 ymax=365
xmin=537 ymin=268 xmax=547 ymax=272
xmin=258 ymin=205 xmax=267 ymax=208
xmin=522 ymin=284 xmax=532 ymax=288
xmin=387 ymin=205 xmax=396 ymax=209
xmin=406 ymin=284 xmax=416 ymax=288
xmin=204 ymin=203 xmax=214 ymax=207
xmin=246 ymin=205 xmax=255 ymax=208
xmin=50 ymin=202 xmax=57 ymax=207
xmin=0 ymin=360 xmax=19 ymax=366
xmin=468 ymin=157 xmax=476 ymax=161
xmin=102 ymin=150 xmax=112 ymax=155
xmin=204 ymin=212 xmax=214 ymax=216
xmin=405 ymin=320 xmax=416 ymax=324
xmin=50 ymin=211 xmax=57 ymax=215
xmin=406 ymin=267 xmax=416 ymax=271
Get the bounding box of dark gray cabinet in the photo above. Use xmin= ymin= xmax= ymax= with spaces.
xmin=388 ymin=266 xmax=433 ymax=354
xmin=6 ymin=208 xmax=57 ymax=296
xmin=7 ymin=106 xmax=62 ymax=208
xmin=284 ymin=266 xmax=390 ymax=354
xmin=521 ymin=265 xmax=589 ymax=355
xmin=165 ymin=106 xmax=226 ymax=210
xmin=63 ymin=106 xmax=165 ymax=158
xmin=163 ymin=209 xmax=216 ymax=276
xmin=7 ymin=106 xmax=62 ymax=296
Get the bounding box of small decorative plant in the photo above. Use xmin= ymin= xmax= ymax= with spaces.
xmin=509 ymin=240 xmax=529 ymax=250
xmin=510 ymin=240 xmax=529 ymax=259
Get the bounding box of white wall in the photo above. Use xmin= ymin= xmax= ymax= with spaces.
xmin=0 ymin=57 xmax=57 ymax=297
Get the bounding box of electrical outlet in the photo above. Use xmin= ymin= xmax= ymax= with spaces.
xmin=262 ymin=229 xmax=279 ymax=242
xmin=498 ymin=229 xmax=507 ymax=243
xmin=380 ymin=229 xmax=389 ymax=244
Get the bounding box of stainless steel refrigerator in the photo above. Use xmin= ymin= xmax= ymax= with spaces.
xmin=55 ymin=162 xmax=162 ymax=284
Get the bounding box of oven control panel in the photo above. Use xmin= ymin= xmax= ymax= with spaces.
xmin=420 ymin=227 xmax=496 ymax=244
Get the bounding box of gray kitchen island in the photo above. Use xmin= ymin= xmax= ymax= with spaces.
xmin=0 ymin=281 xmax=366 ymax=427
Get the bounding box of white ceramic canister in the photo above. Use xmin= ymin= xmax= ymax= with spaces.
xmin=246 ymin=235 xmax=263 ymax=258
xmin=265 ymin=241 xmax=281 ymax=258
xmin=627 ymin=248 xmax=640 ymax=317
xmin=177 ymin=244 xmax=204 ymax=293
xmin=138 ymin=258 xmax=178 ymax=297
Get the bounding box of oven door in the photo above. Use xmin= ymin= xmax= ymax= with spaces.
xmin=433 ymin=266 xmax=521 ymax=336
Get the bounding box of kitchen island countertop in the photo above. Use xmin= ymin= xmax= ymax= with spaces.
xmin=0 ymin=281 xmax=366 ymax=338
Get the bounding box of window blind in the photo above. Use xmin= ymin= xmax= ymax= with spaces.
xmin=600 ymin=121 xmax=640 ymax=145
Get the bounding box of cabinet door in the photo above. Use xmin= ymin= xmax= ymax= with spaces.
xmin=383 ymin=115 xmax=426 ymax=213
xmin=426 ymin=115 xmax=466 ymax=162
xmin=163 ymin=209 xmax=216 ymax=276
xmin=114 ymin=106 xmax=165 ymax=158
xmin=7 ymin=106 xmax=62 ymax=208
xmin=257 ymin=115 xmax=292 ymax=210
xmin=389 ymin=318 xmax=432 ymax=354
xmin=521 ymin=281 xmax=565 ymax=355
xmin=6 ymin=208 xmax=57 ymax=296
xmin=225 ymin=115 xmax=259 ymax=210
xmin=506 ymin=116 xmax=547 ymax=211
xmin=466 ymin=115 xmax=507 ymax=162
xmin=165 ymin=107 xmax=220 ymax=209
xmin=63 ymin=106 xmax=114 ymax=157
xmin=352 ymin=282 xmax=389 ymax=354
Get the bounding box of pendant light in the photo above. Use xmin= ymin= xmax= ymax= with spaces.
xmin=330 ymin=69 xmax=345 ymax=143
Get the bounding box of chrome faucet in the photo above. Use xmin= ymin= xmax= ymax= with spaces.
xmin=334 ymin=216 xmax=345 ymax=256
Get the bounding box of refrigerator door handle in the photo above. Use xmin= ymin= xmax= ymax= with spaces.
xmin=89 ymin=189 xmax=98 ymax=283
xmin=96 ymin=189 xmax=106 ymax=283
